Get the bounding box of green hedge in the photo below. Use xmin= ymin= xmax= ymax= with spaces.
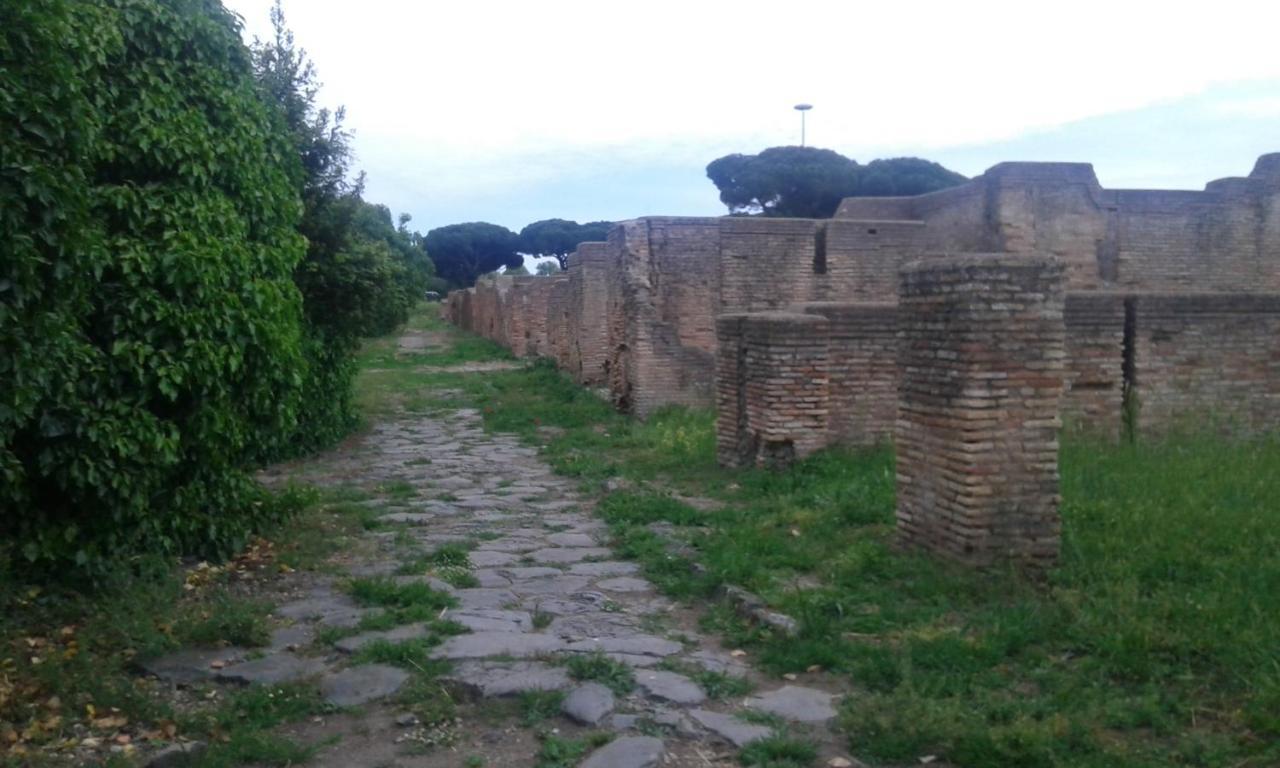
xmin=1 ymin=0 xmax=308 ymax=575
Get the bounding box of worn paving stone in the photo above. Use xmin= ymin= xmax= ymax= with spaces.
xmin=687 ymin=709 xmax=771 ymax=747
xmin=321 ymin=664 xmax=410 ymax=707
xmin=596 ymin=577 xmax=654 ymax=593
xmin=267 ymin=626 xmax=313 ymax=652
xmin=334 ymin=623 xmax=432 ymax=653
xmin=444 ymin=661 xmax=572 ymax=697
xmin=568 ymin=561 xmax=641 ymax=577
xmin=580 ymin=735 xmax=665 ymax=768
xmin=138 ymin=648 xmax=247 ymax=685
xmin=747 ymin=685 xmax=838 ymax=723
xmin=508 ymin=575 xmax=593 ymax=596
xmin=379 ymin=512 xmax=434 ymax=525
xmin=469 ymin=569 xmax=513 ymax=588
xmin=216 ymin=654 xmax=326 ymax=686
xmin=454 ymin=588 xmax=518 ymax=610
xmin=561 ymin=682 xmax=615 ymax=725
xmin=546 ymin=532 xmax=597 ymax=547
xmin=501 ymin=566 xmax=563 ymax=580
xmin=429 ymin=631 xmax=565 ymax=660
xmin=447 ymin=609 xmax=532 ymax=633
xmin=524 ymin=593 xmax=611 ymax=616
xmin=546 ymin=614 xmax=640 ymax=640
xmin=275 ymin=594 xmax=375 ymax=629
xmin=635 ymin=669 xmax=706 ymax=705
xmin=476 ymin=538 xmax=544 ymax=553
xmin=469 ymin=550 xmax=519 ymax=567
xmin=528 ymin=547 xmax=612 ymax=564
xmin=566 ymin=636 xmax=683 ymax=658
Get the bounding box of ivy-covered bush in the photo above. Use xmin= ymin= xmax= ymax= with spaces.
xmin=1 ymin=0 xmax=307 ymax=575
xmin=249 ymin=3 xmax=436 ymax=459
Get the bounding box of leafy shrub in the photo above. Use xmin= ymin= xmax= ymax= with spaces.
xmin=1 ymin=0 xmax=307 ymax=575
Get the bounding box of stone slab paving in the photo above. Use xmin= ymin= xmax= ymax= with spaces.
xmin=233 ymin=405 xmax=851 ymax=764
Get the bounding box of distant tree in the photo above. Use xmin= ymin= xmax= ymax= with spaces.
xmin=706 ymin=146 xmax=859 ymax=218
xmin=858 ymin=157 xmax=968 ymax=197
xmin=535 ymin=261 xmax=560 ymax=276
xmin=706 ymin=146 xmax=967 ymax=218
xmin=426 ymin=222 xmax=522 ymax=287
xmin=504 ymin=264 xmax=530 ymax=276
xmin=518 ymin=219 xmax=613 ymax=270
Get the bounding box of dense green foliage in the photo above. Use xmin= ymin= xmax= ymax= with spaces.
xmin=425 ymin=221 xmax=522 ymax=288
xmin=2 ymin=0 xmax=431 ymax=577
xmin=2 ymin=0 xmax=308 ymax=574
xmin=706 ymin=146 xmax=967 ymax=218
xmin=249 ymin=1 xmax=437 ymax=456
xmin=518 ymin=218 xmax=613 ymax=270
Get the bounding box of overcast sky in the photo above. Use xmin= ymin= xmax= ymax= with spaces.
xmin=222 ymin=0 xmax=1280 ymax=235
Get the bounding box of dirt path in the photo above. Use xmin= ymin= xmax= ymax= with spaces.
xmin=144 ymin=365 xmax=847 ymax=766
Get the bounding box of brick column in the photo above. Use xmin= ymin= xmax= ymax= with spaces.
xmin=896 ymin=254 xmax=1066 ymax=570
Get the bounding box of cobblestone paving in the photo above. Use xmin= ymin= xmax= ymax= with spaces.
xmin=146 ymin=404 xmax=843 ymax=766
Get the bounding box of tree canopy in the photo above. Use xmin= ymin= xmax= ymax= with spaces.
xmin=706 ymin=146 xmax=967 ymax=218
xmin=426 ymin=222 xmax=522 ymax=287
xmin=518 ymin=219 xmax=612 ymax=270
xmin=535 ymin=261 xmax=560 ymax=276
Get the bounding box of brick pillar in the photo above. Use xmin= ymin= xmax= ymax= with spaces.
xmin=742 ymin=313 xmax=830 ymax=468
xmin=896 ymin=254 xmax=1066 ymax=570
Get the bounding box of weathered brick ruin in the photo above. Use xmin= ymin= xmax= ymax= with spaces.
xmin=896 ymin=254 xmax=1066 ymax=569
xmin=444 ymin=153 xmax=1280 ymax=567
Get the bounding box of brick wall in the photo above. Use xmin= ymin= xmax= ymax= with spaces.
xmin=714 ymin=312 xmax=830 ymax=468
xmin=546 ymin=273 xmax=573 ymax=369
xmin=606 ymin=218 xmax=720 ymax=417
xmin=896 ymin=254 xmax=1066 ymax=570
xmin=574 ymin=243 xmax=611 ymax=386
xmin=1132 ymin=293 xmax=1280 ymax=433
xmin=1062 ymin=293 xmax=1127 ymax=435
xmin=793 ymin=302 xmax=898 ymax=447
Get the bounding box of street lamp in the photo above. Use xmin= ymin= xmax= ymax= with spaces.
xmin=794 ymin=103 xmax=813 ymax=147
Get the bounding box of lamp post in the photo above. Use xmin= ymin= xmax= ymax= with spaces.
xmin=794 ymin=103 xmax=813 ymax=147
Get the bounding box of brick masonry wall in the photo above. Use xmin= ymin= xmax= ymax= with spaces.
xmin=793 ymin=302 xmax=898 ymax=447
xmin=573 ymin=243 xmax=610 ymax=386
xmin=1132 ymin=293 xmax=1280 ymax=433
xmin=714 ymin=312 xmax=830 ymax=468
xmin=545 ymin=274 xmax=572 ymax=369
xmin=714 ymin=314 xmax=753 ymax=468
xmin=1062 ymin=293 xmax=1127 ymax=435
xmin=896 ymin=254 xmax=1067 ymax=570
xmin=719 ymin=218 xmax=822 ymax=312
xmin=607 ymin=218 xmax=720 ymax=417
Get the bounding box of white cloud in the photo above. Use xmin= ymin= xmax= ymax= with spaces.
xmin=222 ymin=0 xmax=1280 ymax=226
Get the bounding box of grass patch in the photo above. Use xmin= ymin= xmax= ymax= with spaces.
xmin=564 ymin=652 xmax=635 ymax=696
xmin=347 ymin=576 xmax=457 ymax=626
xmin=738 ymin=736 xmax=817 ymax=767
xmin=534 ymin=732 xmax=612 ymax=768
xmin=518 ymin=690 xmax=565 ymax=726
xmin=658 ymin=659 xmax=753 ymax=700
xmin=173 ymin=590 xmax=272 ymax=648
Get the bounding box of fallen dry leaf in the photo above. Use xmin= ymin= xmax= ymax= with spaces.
xmin=783 ymin=673 xmax=798 ymax=681
xmin=828 ymin=759 xmax=854 ymax=768
xmin=807 ymin=664 xmax=822 ymax=673
xmin=730 ymin=649 xmax=747 ymax=657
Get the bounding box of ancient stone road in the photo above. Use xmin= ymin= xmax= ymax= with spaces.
xmin=147 ymin=399 xmax=843 ymax=765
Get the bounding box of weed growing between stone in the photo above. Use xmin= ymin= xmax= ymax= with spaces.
xmin=564 ymin=652 xmax=636 ymax=696
xmin=533 ymin=731 xmax=612 ymax=768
